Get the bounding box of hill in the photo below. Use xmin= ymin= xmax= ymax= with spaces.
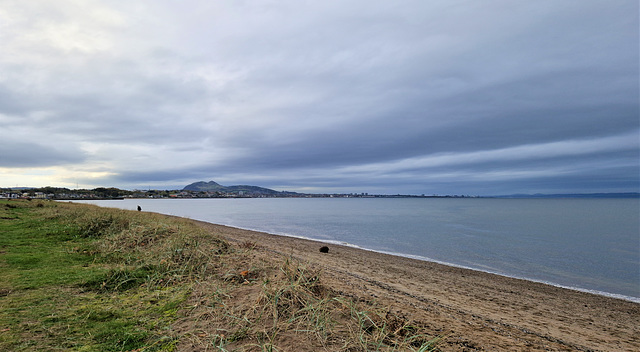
xmin=182 ymin=180 xmax=286 ymax=196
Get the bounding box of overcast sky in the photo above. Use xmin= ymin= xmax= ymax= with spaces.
xmin=0 ymin=0 xmax=638 ymax=195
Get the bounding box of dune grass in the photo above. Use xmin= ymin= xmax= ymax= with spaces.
xmin=0 ymin=199 xmax=438 ymax=351
xmin=0 ymin=200 xmax=209 ymax=351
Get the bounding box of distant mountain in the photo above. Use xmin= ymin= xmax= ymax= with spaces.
xmin=182 ymin=181 xmax=284 ymax=195
xmin=182 ymin=181 xmax=227 ymax=192
xmin=493 ymin=192 xmax=639 ymax=199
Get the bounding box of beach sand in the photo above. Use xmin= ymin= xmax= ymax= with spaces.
xmin=193 ymin=220 xmax=639 ymax=351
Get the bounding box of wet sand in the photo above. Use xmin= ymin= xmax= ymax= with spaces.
xmin=193 ymin=220 xmax=639 ymax=351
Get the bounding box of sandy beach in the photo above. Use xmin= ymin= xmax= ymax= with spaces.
xmin=192 ymin=220 xmax=639 ymax=352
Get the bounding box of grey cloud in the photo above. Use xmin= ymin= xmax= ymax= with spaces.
xmin=0 ymin=139 xmax=85 ymax=167
xmin=0 ymin=0 xmax=637 ymax=194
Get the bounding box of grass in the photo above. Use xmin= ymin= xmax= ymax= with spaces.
xmin=0 ymin=199 xmax=439 ymax=351
xmin=0 ymin=200 xmax=203 ymax=351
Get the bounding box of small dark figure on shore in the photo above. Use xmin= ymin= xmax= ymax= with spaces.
xmin=319 ymin=246 xmax=329 ymax=253
xmin=137 ymin=205 xmax=142 ymax=211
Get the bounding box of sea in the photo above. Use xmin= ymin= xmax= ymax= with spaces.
xmin=74 ymin=197 xmax=640 ymax=302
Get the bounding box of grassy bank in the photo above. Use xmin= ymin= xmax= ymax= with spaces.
xmin=0 ymin=199 xmax=438 ymax=351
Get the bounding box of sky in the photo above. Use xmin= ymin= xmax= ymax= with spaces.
xmin=0 ymin=0 xmax=638 ymax=195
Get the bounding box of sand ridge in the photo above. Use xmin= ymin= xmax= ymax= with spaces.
xmin=193 ymin=220 xmax=639 ymax=351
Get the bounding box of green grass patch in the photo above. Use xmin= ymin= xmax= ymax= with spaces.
xmin=0 ymin=200 xmax=218 ymax=351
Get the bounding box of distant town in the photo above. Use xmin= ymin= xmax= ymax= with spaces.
xmin=0 ymin=187 xmax=475 ymax=200
xmin=0 ymin=181 xmax=476 ymax=200
xmin=1 ymin=181 xmax=637 ymax=200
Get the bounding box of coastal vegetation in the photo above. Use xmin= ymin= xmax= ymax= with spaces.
xmin=0 ymin=181 xmax=480 ymax=200
xmin=0 ymin=199 xmax=438 ymax=351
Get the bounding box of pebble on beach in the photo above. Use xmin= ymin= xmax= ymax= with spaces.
xmin=319 ymin=246 xmax=329 ymax=253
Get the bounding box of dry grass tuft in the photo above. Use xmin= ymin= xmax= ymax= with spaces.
xmin=173 ymin=253 xmax=439 ymax=351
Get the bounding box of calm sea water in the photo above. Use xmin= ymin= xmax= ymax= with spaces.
xmin=77 ymin=198 xmax=640 ymax=302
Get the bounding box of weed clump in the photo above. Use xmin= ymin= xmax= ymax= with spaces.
xmin=82 ymin=266 xmax=158 ymax=292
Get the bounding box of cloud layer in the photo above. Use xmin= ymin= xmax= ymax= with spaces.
xmin=1 ymin=0 xmax=638 ymax=195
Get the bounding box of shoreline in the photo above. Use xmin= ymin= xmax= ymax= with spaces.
xmin=184 ymin=218 xmax=640 ymax=304
xmin=188 ymin=218 xmax=639 ymax=351
xmin=358 ymin=246 xmax=640 ymax=304
xmin=70 ymin=198 xmax=639 ymax=302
